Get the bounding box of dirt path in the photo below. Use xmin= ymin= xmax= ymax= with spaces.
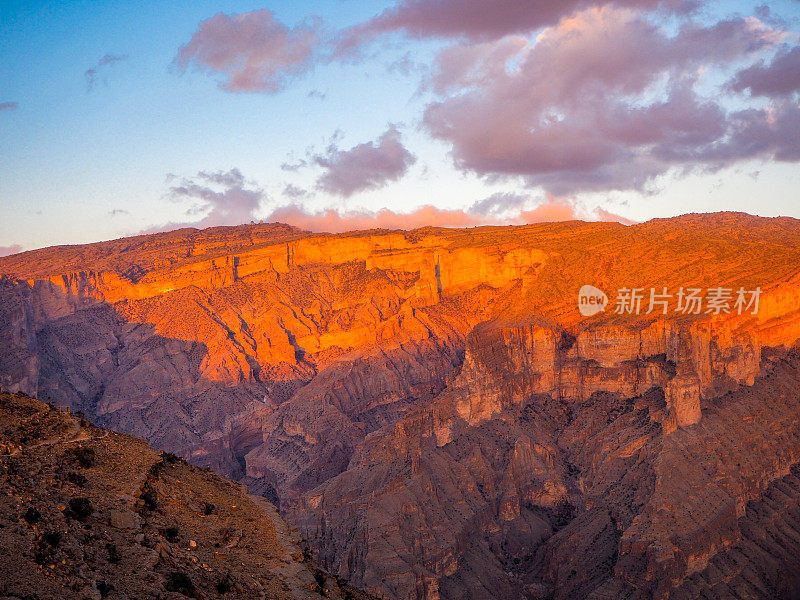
xmin=1 ymin=412 xmax=108 ymax=457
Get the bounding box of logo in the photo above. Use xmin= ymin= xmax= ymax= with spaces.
xmin=578 ymin=285 xmax=608 ymax=316
xmin=577 ymin=285 xmax=761 ymax=316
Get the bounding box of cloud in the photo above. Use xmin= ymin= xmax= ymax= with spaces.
xmin=108 ymin=208 xmax=130 ymax=217
xmin=729 ymin=45 xmax=800 ymax=97
xmin=165 ymin=168 xmax=264 ymax=228
xmin=420 ymin=7 xmax=796 ymax=194
xmin=518 ymin=201 xmax=583 ymax=223
xmin=0 ymin=102 xmax=18 ymax=111
xmin=0 ymin=245 xmax=23 ymax=257
xmin=594 ymin=207 xmax=636 ymax=225
xmin=335 ymin=0 xmax=694 ymax=55
xmin=85 ymin=53 xmax=127 ymax=91
xmin=262 ymin=196 xmax=631 ymax=233
xmin=280 ymin=158 xmax=309 ymax=172
xmin=469 ymin=191 xmax=529 ymax=215
xmin=312 ymin=125 xmax=416 ymax=197
xmin=175 ymin=9 xmax=319 ymax=93
xmin=752 ymin=4 xmax=794 ymax=29
xmin=267 ymin=204 xmax=483 ymax=231
xmin=148 ymin=169 xmax=632 ymax=234
xmin=283 ymin=183 xmax=310 ymax=199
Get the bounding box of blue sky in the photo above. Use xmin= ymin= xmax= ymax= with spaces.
xmin=1 ymin=0 xmax=799 ymax=252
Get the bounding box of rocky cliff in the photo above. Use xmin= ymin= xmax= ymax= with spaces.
xmin=1 ymin=212 xmax=799 ymax=599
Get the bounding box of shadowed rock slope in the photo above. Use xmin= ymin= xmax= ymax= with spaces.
xmin=0 ymin=391 xmax=373 ymax=600
xmin=2 ymin=213 xmax=800 ymax=599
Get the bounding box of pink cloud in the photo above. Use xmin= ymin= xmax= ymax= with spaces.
xmin=175 ymin=10 xmax=318 ymax=93
xmin=268 ymin=204 xmax=483 ymax=231
xmin=0 ymin=245 xmax=23 ymax=257
xmin=264 ymin=198 xmax=630 ymax=233
xmin=421 ymin=7 xmax=795 ymax=194
xmin=519 ymin=202 xmax=581 ymax=223
xmin=594 ymin=207 xmax=637 ymax=226
xmin=312 ymin=126 xmax=417 ymax=197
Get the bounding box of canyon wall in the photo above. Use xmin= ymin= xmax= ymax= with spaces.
xmin=1 ymin=213 xmax=800 ymax=599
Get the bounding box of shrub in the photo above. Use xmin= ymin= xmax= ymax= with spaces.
xmin=34 ymin=533 xmax=59 ymax=565
xmin=203 ymin=502 xmax=215 ymax=516
xmin=162 ymin=452 xmax=182 ymax=465
xmin=216 ymin=574 xmax=233 ymax=595
xmin=41 ymin=531 xmax=61 ymax=547
xmin=66 ymin=497 xmax=93 ymax=521
xmin=67 ymin=471 xmax=87 ymax=487
xmin=164 ymin=526 xmax=179 ymax=543
xmin=5 ymin=456 xmax=21 ymax=477
xmin=20 ymin=429 xmax=40 ymax=443
xmin=141 ymin=489 xmax=158 ymax=511
xmin=97 ymin=581 xmax=114 ymax=598
xmin=106 ymin=542 xmax=121 ymax=564
xmin=313 ymin=568 xmax=326 ymax=591
xmin=22 ymin=506 xmax=40 ymax=525
xmin=71 ymin=446 xmax=95 ymax=468
xmin=165 ymin=571 xmax=195 ymax=597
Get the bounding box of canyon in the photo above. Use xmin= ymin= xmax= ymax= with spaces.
xmin=1 ymin=212 xmax=800 ymax=599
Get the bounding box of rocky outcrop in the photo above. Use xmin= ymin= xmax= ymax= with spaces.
xmin=0 ymin=279 xmax=39 ymax=396
xmin=667 ymin=464 xmax=800 ymax=600
xmin=294 ymin=341 xmax=800 ymax=600
xmin=0 ymin=391 xmax=374 ymax=600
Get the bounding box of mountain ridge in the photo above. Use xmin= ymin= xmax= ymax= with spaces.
xmin=1 ymin=212 xmax=800 ymax=599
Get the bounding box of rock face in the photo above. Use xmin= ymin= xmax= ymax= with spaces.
xmin=1 ymin=212 xmax=800 ymax=599
xmin=0 ymin=391 xmax=373 ymax=600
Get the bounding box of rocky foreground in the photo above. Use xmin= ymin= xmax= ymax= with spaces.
xmin=0 ymin=391 xmax=372 ymax=599
xmin=1 ymin=212 xmax=800 ymax=599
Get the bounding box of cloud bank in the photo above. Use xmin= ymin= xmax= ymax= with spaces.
xmin=265 ymin=200 xmax=630 ymax=233
xmin=168 ymin=1 xmax=800 ymax=219
xmin=154 ymin=167 xmax=631 ymax=235
xmin=422 ymin=7 xmax=798 ymax=194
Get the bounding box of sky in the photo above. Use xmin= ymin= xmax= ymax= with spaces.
xmin=1 ymin=0 xmax=799 ymax=254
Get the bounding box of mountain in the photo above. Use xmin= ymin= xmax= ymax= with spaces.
xmin=1 ymin=212 xmax=800 ymax=599
xmin=0 ymin=390 xmax=372 ymax=599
